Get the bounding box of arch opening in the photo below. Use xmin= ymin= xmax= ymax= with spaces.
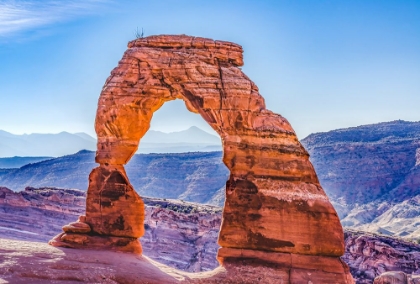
xmin=125 ymin=99 xmax=226 ymax=203
xmin=109 ymin=98 xmax=229 ymax=271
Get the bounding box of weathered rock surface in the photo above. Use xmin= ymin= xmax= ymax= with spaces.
xmin=0 ymin=186 xmax=222 ymax=272
xmin=60 ymin=34 xmax=344 ymax=265
xmin=0 ymin=186 xmax=85 ymax=242
xmin=42 ymin=34 xmax=352 ymax=282
xmin=343 ymin=230 xmax=420 ymax=283
xmin=62 ymin=218 xmax=91 ymax=234
xmin=142 ymin=198 xmax=222 ymax=272
xmin=3 ymin=120 xmax=420 ymax=242
xmin=0 ymin=187 xmax=352 ymax=282
xmin=85 ymin=165 xmax=144 ymax=238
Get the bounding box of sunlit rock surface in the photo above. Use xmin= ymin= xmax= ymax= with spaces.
xmin=90 ymin=34 xmax=343 ymax=254
xmin=0 ymin=238 xmax=331 ymax=284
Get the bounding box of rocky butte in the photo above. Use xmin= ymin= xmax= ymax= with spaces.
xmin=49 ymin=34 xmax=353 ymax=283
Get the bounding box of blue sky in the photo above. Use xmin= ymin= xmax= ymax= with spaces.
xmin=0 ymin=0 xmax=419 ymax=139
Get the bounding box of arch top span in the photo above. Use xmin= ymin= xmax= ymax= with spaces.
xmin=51 ymin=35 xmax=352 ymax=282
xmin=128 ymin=34 xmax=244 ymax=66
xmin=95 ymin=35 xmax=296 ymax=170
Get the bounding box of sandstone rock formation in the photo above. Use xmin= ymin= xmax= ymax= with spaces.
xmin=4 ymin=121 xmax=420 ymax=241
xmin=374 ymin=272 xmax=420 ymax=284
xmin=142 ymin=198 xmax=222 ymax=272
xmin=51 ymin=35 xmax=352 ymax=282
xmin=0 ymin=186 xmax=85 ymax=242
xmin=343 ymin=230 xmax=420 ymax=283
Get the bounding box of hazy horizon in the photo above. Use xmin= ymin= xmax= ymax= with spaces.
xmin=3 ymin=118 xmax=420 ymax=141
xmin=0 ymin=124 xmax=218 ymax=137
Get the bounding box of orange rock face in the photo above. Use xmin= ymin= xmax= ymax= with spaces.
xmin=52 ymin=34 xmax=352 ymax=282
xmin=85 ymin=165 xmax=144 ymax=238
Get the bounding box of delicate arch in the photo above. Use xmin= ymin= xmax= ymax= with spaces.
xmin=51 ymin=35 xmax=345 ymax=262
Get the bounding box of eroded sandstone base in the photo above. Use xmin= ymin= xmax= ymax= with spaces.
xmin=49 ymin=232 xmax=142 ymax=254
xmin=2 ymin=239 xmax=354 ymax=284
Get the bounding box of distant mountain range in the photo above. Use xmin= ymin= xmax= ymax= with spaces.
xmin=301 ymin=120 xmax=420 ymax=239
xmin=0 ymin=156 xmax=53 ymax=168
xmin=0 ymin=127 xmax=221 ymax=158
xmin=0 ymin=150 xmax=228 ymax=206
xmin=0 ymin=130 xmax=96 ymax=157
xmin=141 ymin=126 xmax=220 ymax=144
xmin=137 ymin=126 xmax=222 ymax=153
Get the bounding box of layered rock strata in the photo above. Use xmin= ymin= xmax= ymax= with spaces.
xmin=50 ymin=166 xmax=144 ymax=253
xmin=301 ymin=120 xmax=420 ymax=218
xmin=142 ymin=198 xmax=221 ymax=272
xmin=52 ymin=34 xmax=351 ymax=282
xmin=0 ymin=187 xmax=221 ymax=272
xmin=0 ymin=187 xmax=85 ymax=242
xmin=343 ymin=230 xmax=420 ymax=283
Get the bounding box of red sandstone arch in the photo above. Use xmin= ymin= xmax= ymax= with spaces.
xmin=50 ymin=35 xmax=352 ymax=281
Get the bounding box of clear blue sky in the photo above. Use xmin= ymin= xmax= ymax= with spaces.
xmin=0 ymin=0 xmax=419 ymax=139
